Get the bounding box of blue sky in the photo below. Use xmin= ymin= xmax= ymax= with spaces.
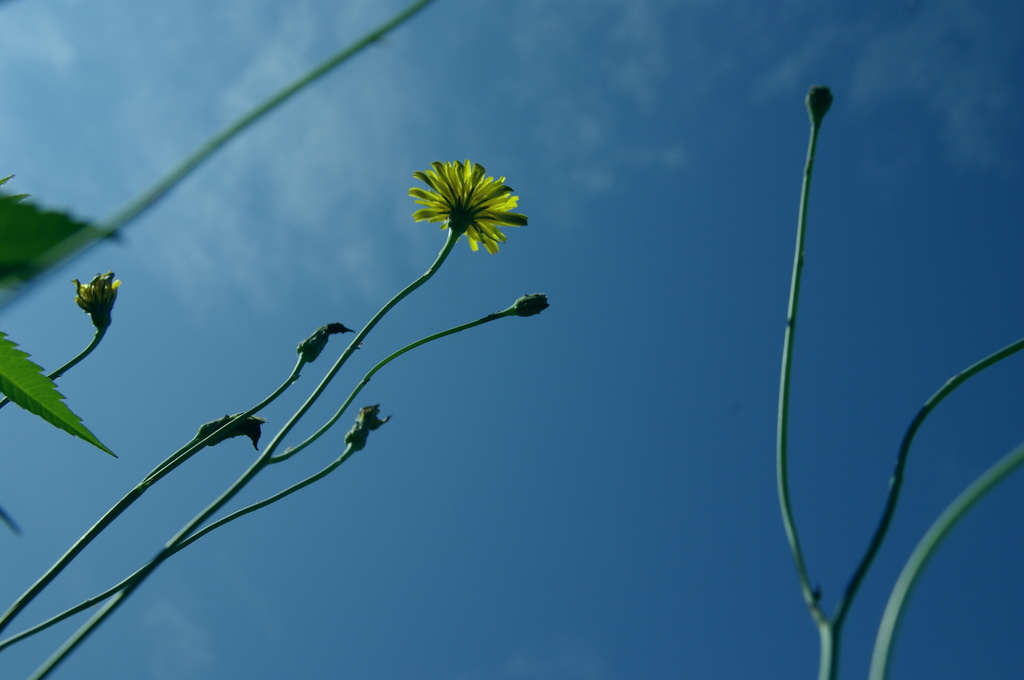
xmin=2 ymin=1 xmax=1023 ymax=678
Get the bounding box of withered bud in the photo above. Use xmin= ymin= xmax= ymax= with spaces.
xmin=344 ymin=404 xmax=390 ymax=453
xmin=196 ymin=413 xmax=268 ymax=450
xmin=297 ymin=322 xmax=355 ymax=363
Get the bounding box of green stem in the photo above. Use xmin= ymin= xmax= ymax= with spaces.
xmin=817 ymin=622 xmax=838 ymax=680
xmin=0 ymin=0 xmax=439 ymax=296
xmin=777 ymin=98 xmax=827 ymax=627
xmin=263 ymin=226 xmax=460 ymax=465
xmin=0 ymin=327 xmax=106 ymax=411
xmin=0 ymin=357 xmax=302 ymax=639
xmin=832 ymin=337 xmax=1024 ymax=630
xmin=0 ymin=439 xmax=362 ymax=653
xmin=273 ymin=304 xmax=512 ymax=462
xmin=3 ymin=303 xmax=514 ymax=650
xmin=869 ymin=439 xmax=1024 ymax=680
xmin=30 ymin=229 xmax=460 ymax=678
xmin=47 ymin=327 xmax=107 ymax=381
xmin=2 ymin=446 xmax=362 ymax=653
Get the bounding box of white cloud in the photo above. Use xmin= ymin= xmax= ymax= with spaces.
xmin=498 ymin=0 xmax=687 ymax=219
xmin=753 ymin=0 xmax=1022 ymax=175
xmin=0 ymin=5 xmax=76 ymax=71
xmin=453 ymin=638 xmax=609 ymax=680
xmin=143 ymin=598 xmax=215 ymax=680
xmin=7 ymin=0 xmax=1018 ymax=314
xmin=501 ymin=640 xmax=609 ymax=680
xmin=124 ymin=2 xmax=428 ymax=314
xmin=847 ymin=1 xmax=1017 ymax=173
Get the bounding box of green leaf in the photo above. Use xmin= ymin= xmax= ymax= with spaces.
xmin=0 ymin=331 xmax=116 ymax=457
xmin=0 ymin=191 xmax=100 ymax=290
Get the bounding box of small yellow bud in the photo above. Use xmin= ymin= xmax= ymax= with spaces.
xmin=72 ymin=271 xmax=121 ymax=329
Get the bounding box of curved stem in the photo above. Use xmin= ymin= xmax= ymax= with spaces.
xmin=777 ymin=101 xmax=826 ymax=626
xmin=0 ymin=439 xmax=361 ymax=652
xmin=47 ymin=327 xmax=107 ymax=381
xmin=4 ymin=303 xmax=519 ymax=650
xmin=273 ymin=303 xmax=512 ymax=463
xmin=30 ymin=230 xmax=459 ymax=678
xmin=869 ymin=440 xmax=1024 ymax=680
xmin=0 ymin=0 xmax=439 ymax=298
xmin=0 ymin=357 xmax=302 ymax=638
xmin=832 ymin=337 xmax=1024 ymax=629
xmin=0 ymin=327 xmax=106 ymax=411
xmin=264 ymin=226 xmax=460 ymax=465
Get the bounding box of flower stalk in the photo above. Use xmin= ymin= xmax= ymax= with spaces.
xmin=0 ymin=273 xmax=119 ymax=412
xmin=869 ymin=439 xmax=1024 ymax=680
xmin=0 ymin=357 xmax=302 ymax=640
xmin=21 ymin=153 xmax=531 ymax=676
xmin=29 ymin=227 xmax=463 ymax=678
xmin=777 ymin=85 xmax=832 ymax=632
xmin=777 ymin=84 xmax=1024 ymax=680
xmin=2 ymin=292 xmax=547 ymax=652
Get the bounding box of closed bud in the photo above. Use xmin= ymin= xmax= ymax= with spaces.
xmin=511 ymin=293 xmax=549 ymax=317
xmin=806 ymin=85 xmax=833 ymax=126
xmin=72 ymin=272 xmax=121 ymax=329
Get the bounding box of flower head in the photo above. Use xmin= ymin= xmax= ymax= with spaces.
xmin=409 ymin=160 xmax=527 ymax=254
xmin=72 ymin=271 xmax=121 ymax=329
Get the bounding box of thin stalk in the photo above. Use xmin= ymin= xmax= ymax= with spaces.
xmin=3 ymin=303 xmax=516 ymax=649
xmin=832 ymin=337 xmax=1024 ymax=631
xmin=777 ymin=95 xmax=828 ymax=626
xmin=0 ymin=439 xmax=362 ymax=652
xmin=0 ymin=357 xmax=303 ymax=638
xmin=0 ymin=0 xmax=439 ymax=298
xmin=0 ymin=328 xmax=106 ymax=411
xmin=869 ymin=440 xmax=1024 ymax=680
xmin=47 ymin=327 xmax=106 ymax=381
xmin=817 ymin=622 xmax=837 ymax=680
xmin=261 ymin=226 xmax=460 ymax=466
xmin=273 ymin=305 xmax=513 ymax=462
xmin=2 ymin=443 xmax=361 ymax=653
xmin=30 ymin=229 xmax=460 ymax=679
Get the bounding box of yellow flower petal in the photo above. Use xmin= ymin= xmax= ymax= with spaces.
xmin=408 ymin=160 xmax=528 ymax=254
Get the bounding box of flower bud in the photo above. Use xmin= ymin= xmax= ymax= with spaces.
xmin=72 ymin=272 xmax=120 ymax=329
xmin=511 ymin=293 xmax=549 ymax=317
xmin=806 ymin=85 xmax=833 ymax=126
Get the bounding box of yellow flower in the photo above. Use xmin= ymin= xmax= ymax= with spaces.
xmin=72 ymin=271 xmax=121 ymax=329
xmin=409 ymin=160 xmax=527 ymax=254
